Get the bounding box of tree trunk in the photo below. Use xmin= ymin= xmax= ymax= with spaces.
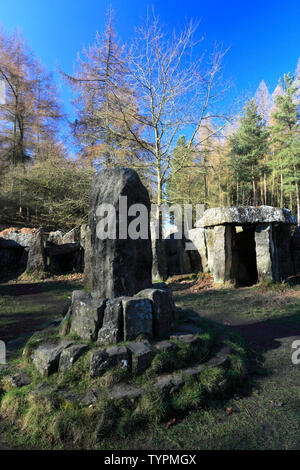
xmin=252 ymin=175 xmax=257 ymax=206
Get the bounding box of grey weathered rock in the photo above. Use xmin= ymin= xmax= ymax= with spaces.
xmin=48 ymin=230 xmax=65 ymax=245
xmin=126 ymin=340 xmax=154 ymax=374
xmin=135 ymin=288 xmax=173 ymax=338
xmin=97 ymin=297 xmax=124 ymax=345
xmin=69 ymin=291 xmax=106 ymax=341
xmin=79 ymin=389 xmax=99 ymax=407
xmin=62 ymin=228 xmax=80 ymax=244
xmin=28 ymin=229 xmax=46 ymax=272
xmin=196 ymin=206 xmax=297 ymax=227
xmin=164 ymin=231 xmax=183 ymax=277
xmin=155 ymin=340 xmax=178 ymax=353
xmin=205 ymin=345 xmax=231 ymax=369
xmin=275 ymin=224 xmax=294 ymax=279
xmin=29 ymin=382 xmax=54 ymax=395
xmin=59 ymin=344 xmax=88 ymax=372
xmin=3 ymin=372 xmax=32 ymax=388
xmin=187 ymin=227 xmax=207 ymax=271
xmin=211 ymin=225 xmax=232 ymax=283
xmin=255 ymin=224 xmax=275 ymax=281
xmin=90 ymin=345 xmax=129 ymax=378
xmin=57 ymin=390 xmax=82 ymax=405
xmin=122 ymin=297 xmax=153 ymax=341
xmin=89 ymin=167 xmax=152 ymax=298
xmin=292 ymin=226 xmax=300 ymax=274
xmin=152 ymin=282 xmax=177 ymax=319
xmin=151 ymin=220 xmax=168 ymax=281
xmin=4 ymin=228 xmax=47 ymax=273
xmin=32 ymin=341 xmax=73 ymax=376
xmin=169 ymin=333 xmax=200 ymax=351
xmin=109 ymin=383 xmax=144 ymax=401
xmin=80 ymin=224 xmax=92 ymax=291
xmin=184 ymin=364 xmax=204 ymax=377
xmin=154 ymin=373 xmax=184 ymax=394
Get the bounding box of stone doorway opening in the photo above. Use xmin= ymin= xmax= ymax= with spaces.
xmin=232 ymin=225 xmax=258 ymax=287
xmin=48 ymin=252 xmax=77 ymax=274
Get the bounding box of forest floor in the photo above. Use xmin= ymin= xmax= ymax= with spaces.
xmin=0 ymin=274 xmax=300 ymax=450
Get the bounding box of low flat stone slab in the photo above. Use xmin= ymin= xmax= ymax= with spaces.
xmin=59 ymin=344 xmax=88 ymax=372
xmin=32 ymin=341 xmax=73 ymax=376
xmin=3 ymin=372 xmax=32 ymax=388
xmin=154 ymin=373 xmax=184 ymax=394
xmin=196 ymin=206 xmax=297 ymax=227
xmin=155 ymin=340 xmax=178 ymax=353
xmin=206 ymin=345 xmax=231 ymax=369
xmin=79 ymin=389 xmax=99 ymax=407
xmin=109 ymin=383 xmax=144 ymax=401
xmin=90 ymin=346 xmax=129 ymax=378
xmin=126 ymin=340 xmax=154 ymax=374
xmin=169 ymin=333 xmax=200 ymax=350
xmin=57 ymin=390 xmax=82 ymax=405
xmin=28 ymin=383 xmax=56 ymax=402
xmin=184 ymin=364 xmax=204 ymax=378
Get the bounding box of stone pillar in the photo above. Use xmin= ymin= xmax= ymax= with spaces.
xmin=88 ymin=168 xmax=152 ymax=298
xmin=273 ymin=224 xmax=294 ymax=280
xmin=187 ymin=227 xmax=207 ymax=272
xmin=26 ymin=228 xmax=46 ymax=273
xmin=150 ymin=221 xmax=168 ymax=281
xmin=80 ymin=224 xmax=92 ymax=291
xmin=211 ymin=225 xmax=232 ymax=283
xmin=292 ymin=226 xmax=300 ymax=274
xmin=255 ymin=224 xmax=276 ymax=281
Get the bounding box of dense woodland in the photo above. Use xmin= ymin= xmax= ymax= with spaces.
xmin=0 ymin=10 xmax=299 ymax=229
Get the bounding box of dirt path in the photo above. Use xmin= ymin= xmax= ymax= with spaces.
xmin=0 ymin=280 xmax=82 ymax=345
xmin=156 ymin=283 xmax=300 ymax=450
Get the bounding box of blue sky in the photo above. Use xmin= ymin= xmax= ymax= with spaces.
xmin=1 ymin=0 xmax=299 ymax=118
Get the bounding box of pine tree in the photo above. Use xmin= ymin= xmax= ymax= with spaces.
xmin=254 ymin=81 xmax=272 ymax=203
xmin=270 ymin=73 xmax=300 ymax=222
xmin=294 ymin=58 xmax=300 ymax=102
xmin=228 ymin=100 xmax=269 ymax=206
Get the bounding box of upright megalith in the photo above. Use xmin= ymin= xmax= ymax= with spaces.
xmin=89 ymin=167 xmax=152 ymax=298
xmin=55 ymin=167 xmax=176 ymax=347
xmin=255 ymin=224 xmax=275 ymax=281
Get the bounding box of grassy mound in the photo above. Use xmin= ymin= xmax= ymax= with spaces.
xmin=0 ymin=315 xmax=247 ymax=449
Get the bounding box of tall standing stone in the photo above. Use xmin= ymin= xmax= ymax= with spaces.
xmin=80 ymin=224 xmax=92 ymax=291
xmin=255 ymin=224 xmax=275 ymax=281
xmin=150 ymin=220 xmax=168 ymax=281
xmin=206 ymin=225 xmax=232 ymax=283
xmin=89 ymin=168 xmax=152 ymax=298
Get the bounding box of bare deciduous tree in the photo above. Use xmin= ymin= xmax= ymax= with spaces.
xmin=123 ymin=11 xmax=232 ymax=207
